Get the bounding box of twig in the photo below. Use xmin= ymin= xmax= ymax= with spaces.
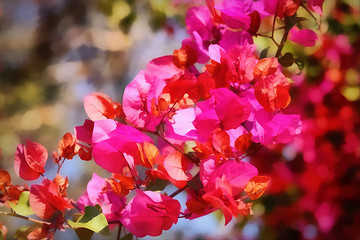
xmin=169 ymin=185 xmax=188 ymax=198
xmin=117 ymin=223 xmax=122 ymax=240
xmin=0 ymin=211 xmax=52 ymax=226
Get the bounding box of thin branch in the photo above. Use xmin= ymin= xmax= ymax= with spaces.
xmin=275 ymin=19 xmax=291 ymax=58
xmin=257 ymin=26 xmax=285 ymax=36
xmin=117 ymin=223 xmax=122 ymax=240
xmin=108 ymin=220 xmax=122 ymax=225
xmin=255 ymin=34 xmax=280 ymax=47
xmin=271 ymin=12 xmax=277 ymax=38
xmin=70 ymin=201 xmax=83 ymax=213
xmin=169 ymin=185 xmax=188 ymax=198
xmin=0 ymin=211 xmax=52 ymax=226
xmin=301 ymin=4 xmax=321 ymax=28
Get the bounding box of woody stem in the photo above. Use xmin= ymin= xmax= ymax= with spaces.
xmin=0 ymin=211 xmax=60 ymax=227
xmin=275 ymin=19 xmax=291 ymax=58
xmin=169 ymin=185 xmax=188 ymax=198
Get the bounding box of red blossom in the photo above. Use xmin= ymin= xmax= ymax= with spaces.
xmin=14 ymin=139 xmax=48 ymax=181
xmin=84 ymin=92 xmax=125 ymax=121
xmin=58 ymin=132 xmax=78 ymax=160
xmin=29 ymin=178 xmax=73 ymax=219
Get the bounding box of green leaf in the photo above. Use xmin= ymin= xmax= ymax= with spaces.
xmin=145 ymin=178 xmax=169 ymax=191
xmin=295 ymin=59 xmax=305 ymax=74
xmin=279 ymin=52 xmax=295 ymax=67
xmin=9 ymin=191 xmax=34 ymax=216
xmin=184 ymin=141 xmax=196 ymax=154
xmin=14 ymin=225 xmax=38 ymax=240
xmin=260 ymin=47 xmax=269 ymax=59
xmin=72 ymin=213 xmax=94 ymax=240
xmin=68 ymin=205 xmax=110 ymax=236
xmin=74 ymin=228 xmax=94 ymax=240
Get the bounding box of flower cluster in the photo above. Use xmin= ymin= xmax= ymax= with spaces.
xmin=0 ymin=0 xmax=325 ymax=239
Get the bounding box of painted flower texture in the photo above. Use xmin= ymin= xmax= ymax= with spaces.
xmin=1 ymin=0 xmax=326 ymax=239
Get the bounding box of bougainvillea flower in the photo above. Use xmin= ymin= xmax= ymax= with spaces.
xmin=122 ymin=71 xmax=165 ymax=131
xmin=251 ymin=109 xmax=302 ymax=145
xmin=84 ymin=92 xmax=125 ymax=121
xmin=147 ymin=151 xmax=193 ymax=188
xmin=218 ymin=30 xmax=253 ymax=51
xmin=184 ymin=5 xmax=217 ymax=63
xmin=75 ymin=119 xmax=153 ymax=174
xmin=254 ymin=71 xmax=291 ymax=111
xmin=75 ymin=119 xmax=119 ymax=146
xmin=77 ymin=173 xmax=126 ymax=222
xmin=263 ymin=0 xmax=301 ymax=18
xmin=0 ymin=169 xmax=11 ymax=191
xmin=172 ymin=44 xmax=198 ymax=69
xmin=215 ymin=0 xmax=252 ymax=30
xmin=193 ymin=88 xmax=250 ymax=139
xmin=244 ymin=175 xmax=271 ymax=200
xmin=92 ymin=123 xmax=153 ymax=174
xmin=200 ymin=157 xmax=258 ymax=195
xmin=289 ymin=27 xmax=318 ymax=47
xmin=14 ymin=139 xmax=48 ymax=181
xmin=207 ymin=43 xmax=258 ymax=86
xmin=307 ymin=0 xmax=324 ymax=15
xmin=215 ymin=0 xmax=266 ymax=31
xmin=202 ymin=177 xmax=252 ymax=225
xmin=57 ymin=132 xmax=78 ymax=160
xmin=253 ymin=57 xmax=279 ymax=81
xmin=234 ymin=133 xmax=253 ymax=155
xmin=120 ymin=190 xmax=181 ymax=237
xmin=210 ymin=128 xmax=233 ymax=157
xmin=146 ymin=55 xmax=185 ymax=81
xmin=161 ymin=72 xmax=200 ymax=109
xmin=29 ymin=178 xmax=73 ymax=219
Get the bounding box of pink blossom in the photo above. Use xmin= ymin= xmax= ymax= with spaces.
xmin=77 ymin=173 xmax=126 ymax=222
xmin=146 ymin=56 xmax=184 ymax=80
xmin=307 ymin=0 xmax=324 ymax=15
xmin=193 ymin=88 xmax=250 ymax=139
xmin=75 ymin=119 xmax=153 ymax=173
xmin=185 ymin=6 xmax=216 ymax=63
xmin=215 ymin=0 xmax=253 ymax=30
xmin=289 ymin=27 xmax=318 ymax=47
xmin=122 ymin=71 xmax=164 ymax=131
xmin=219 ymin=30 xmax=253 ymax=52
xmin=251 ymin=109 xmax=302 ymax=145
xmin=120 ymin=190 xmax=181 ymax=237
xmin=200 ymin=157 xmax=258 ymax=195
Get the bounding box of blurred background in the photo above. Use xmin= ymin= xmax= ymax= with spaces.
xmin=0 ymin=0 xmax=359 ymax=239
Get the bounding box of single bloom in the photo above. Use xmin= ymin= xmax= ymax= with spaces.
xmin=14 ymin=139 xmax=48 ymax=181
xmin=289 ymin=27 xmax=318 ymax=47
xmin=29 ymin=178 xmax=73 ymax=219
xmin=77 ymin=173 xmax=126 ymax=222
xmin=120 ymin=189 xmax=181 ymax=237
